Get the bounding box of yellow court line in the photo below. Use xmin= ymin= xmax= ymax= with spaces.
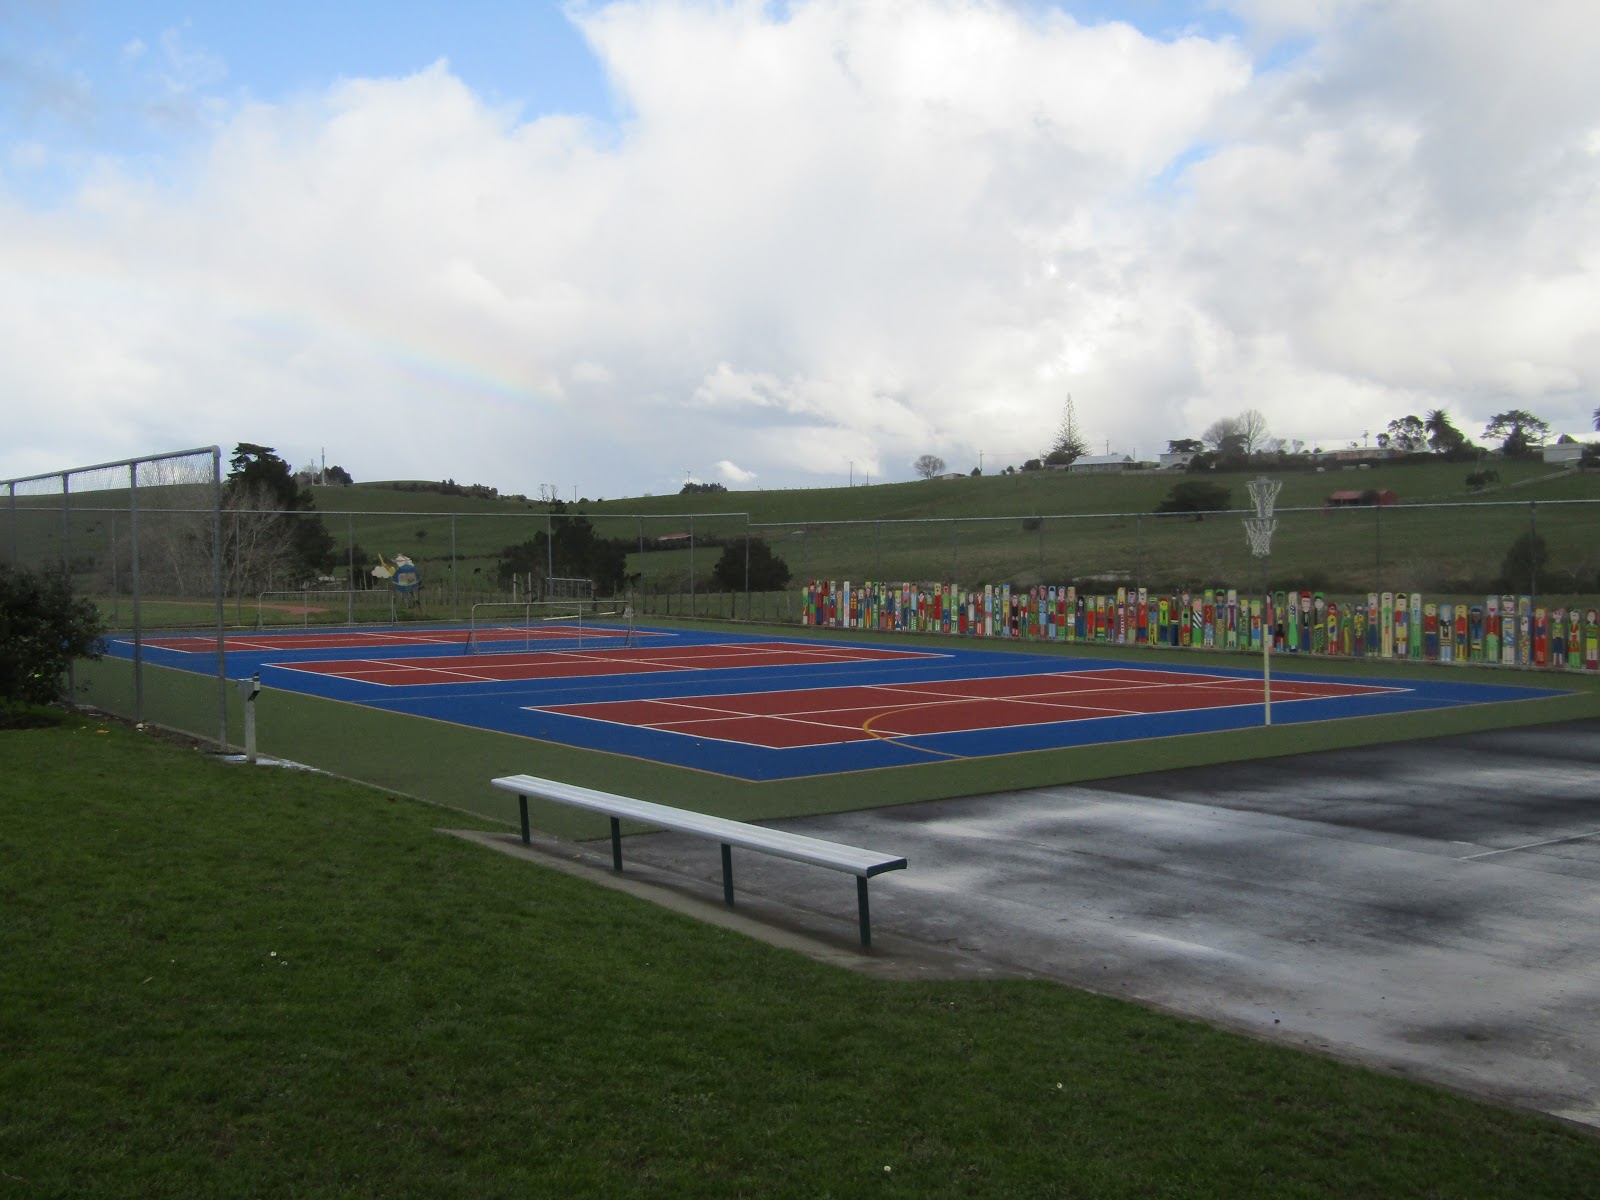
xmin=859 ymin=704 xmax=970 ymax=760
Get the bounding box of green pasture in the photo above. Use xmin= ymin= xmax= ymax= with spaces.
xmin=761 ymin=504 xmax=1599 ymax=599
xmin=561 ymin=456 xmax=1588 ymax=522
xmin=7 ymin=715 xmax=1599 ymax=1196
xmin=75 ymin=621 xmax=1600 ymax=842
xmin=311 ymin=464 xmax=1600 ymax=601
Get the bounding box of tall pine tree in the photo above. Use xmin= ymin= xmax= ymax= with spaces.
xmin=1045 ymin=394 xmax=1088 ymax=466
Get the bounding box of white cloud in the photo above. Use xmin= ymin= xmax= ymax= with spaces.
xmin=3 ymin=0 xmax=1598 ymax=493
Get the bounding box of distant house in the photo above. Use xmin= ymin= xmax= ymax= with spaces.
xmin=1325 ymin=489 xmax=1398 ymax=507
xmin=1543 ymin=443 xmax=1588 ymax=466
xmin=1159 ymin=450 xmax=1197 ymax=470
xmin=1067 ymin=453 xmax=1134 ymax=474
xmin=1320 ymin=447 xmax=1386 ymax=463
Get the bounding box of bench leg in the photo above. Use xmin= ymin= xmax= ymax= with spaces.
xmin=610 ymin=817 xmax=623 ymax=871
xmin=721 ymin=843 xmax=734 ymax=905
xmin=519 ymin=796 xmax=530 ymax=845
xmin=857 ymin=877 xmax=871 ymax=949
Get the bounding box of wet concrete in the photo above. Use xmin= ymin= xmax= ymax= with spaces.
xmin=585 ymin=718 xmax=1600 ymax=1128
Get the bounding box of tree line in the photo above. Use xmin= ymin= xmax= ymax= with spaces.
xmin=492 ymin=502 xmax=792 ymax=596
xmin=915 ymin=400 xmax=1597 ymax=481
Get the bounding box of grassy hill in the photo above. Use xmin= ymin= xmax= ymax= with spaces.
xmin=322 ymin=457 xmax=1598 ymax=524
xmin=307 ymin=459 xmax=1600 ymax=606
xmin=9 ymin=459 xmax=1597 ymax=631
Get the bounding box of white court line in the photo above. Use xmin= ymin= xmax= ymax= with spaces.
xmin=539 ymin=687 xmax=1238 ymax=742
xmin=861 ymin=674 xmax=1328 ymax=706
xmin=528 ymin=673 xmax=1402 ymax=749
xmin=352 ymin=630 xmax=459 ymax=644
xmin=1459 ymin=829 xmax=1600 ymax=861
xmin=270 ymin=661 xmax=499 ymax=687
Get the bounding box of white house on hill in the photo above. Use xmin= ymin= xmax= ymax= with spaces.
xmin=1543 ymin=442 xmax=1589 ymax=466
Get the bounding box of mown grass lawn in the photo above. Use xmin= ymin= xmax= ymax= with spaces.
xmin=3 ymin=711 xmax=1598 ymax=1198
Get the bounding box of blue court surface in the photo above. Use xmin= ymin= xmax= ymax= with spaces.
xmin=110 ymin=623 xmax=1572 ymax=782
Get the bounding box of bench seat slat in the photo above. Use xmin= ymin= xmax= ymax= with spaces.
xmin=491 ymin=774 xmax=906 ymax=878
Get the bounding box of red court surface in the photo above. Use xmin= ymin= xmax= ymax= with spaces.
xmin=537 ymin=668 xmax=1401 ymax=749
xmin=274 ymin=641 xmax=943 ymax=686
xmin=139 ymin=625 xmax=657 ymax=654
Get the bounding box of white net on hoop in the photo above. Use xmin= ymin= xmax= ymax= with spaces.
xmin=1246 ymin=476 xmax=1283 ymax=520
xmin=1243 ymin=516 xmax=1277 ymax=557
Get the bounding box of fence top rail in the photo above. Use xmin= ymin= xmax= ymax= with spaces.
xmin=3 ymin=446 xmax=220 ymax=489
xmin=11 ymin=497 xmax=1596 ymax=521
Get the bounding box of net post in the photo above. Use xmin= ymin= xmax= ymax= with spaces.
xmin=1244 ymin=477 xmax=1282 ymax=727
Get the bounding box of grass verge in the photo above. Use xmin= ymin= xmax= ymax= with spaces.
xmin=3 ymin=714 xmax=1598 ymax=1197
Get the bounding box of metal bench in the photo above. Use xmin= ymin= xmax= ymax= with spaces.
xmin=491 ymin=774 xmax=907 ymax=948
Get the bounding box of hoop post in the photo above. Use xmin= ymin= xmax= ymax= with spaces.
xmin=1243 ymin=478 xmax=1282 ymax=726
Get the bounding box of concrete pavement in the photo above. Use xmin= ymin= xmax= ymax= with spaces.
xmin=580 ymin=718 xmax=1600 ymax=1128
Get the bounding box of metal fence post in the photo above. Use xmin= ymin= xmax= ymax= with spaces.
xmin=129 ymin=462 xmax=143 ymax=724
xmin=1374 ymin=501 xmax=1382 ymax=595
xmin=211 ymin=447 xmax=227 ymax=750
xmin=60 ymin=471 xmax=70 ymax=572
xmin=1136 ymin=513 xmax=1144 ymax=589
xmin=347 ymin=511 xmax=356 ymax=624
xmin=109 ymin=509 xmax=119 ymax=625
xmin=1529 ymin=500 xmax=1539 ymax=604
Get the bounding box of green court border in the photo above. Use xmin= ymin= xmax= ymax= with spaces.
xmin=77 ymin=619 xmax=1600 ymax=840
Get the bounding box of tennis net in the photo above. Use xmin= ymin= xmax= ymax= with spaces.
xmin=465 ymin=601 xmax=636 ymax=655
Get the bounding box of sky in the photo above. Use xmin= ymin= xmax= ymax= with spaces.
xmin=3 ymin=0 xmax=1597 ymax=498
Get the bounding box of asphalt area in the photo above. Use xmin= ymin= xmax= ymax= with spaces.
xmin=474 ymin=717 xmax=1600 ymax=1129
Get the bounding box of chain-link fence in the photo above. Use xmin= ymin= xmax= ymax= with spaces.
xmin=10 ymin=458 xmax=1599 ymax=752
xmin=757 ymin=498 xmax=1599 ymax=608
xmin=5 ymin=448 xmax=228 ymax=743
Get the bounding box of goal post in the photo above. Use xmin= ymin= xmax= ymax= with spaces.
xmin=256 ymin=589 xmax=396 ymax=629
xmin=465 ymin=599 xmax=636 ymax=655
xmin=543 ymin=576 xmax=594 ymax=602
